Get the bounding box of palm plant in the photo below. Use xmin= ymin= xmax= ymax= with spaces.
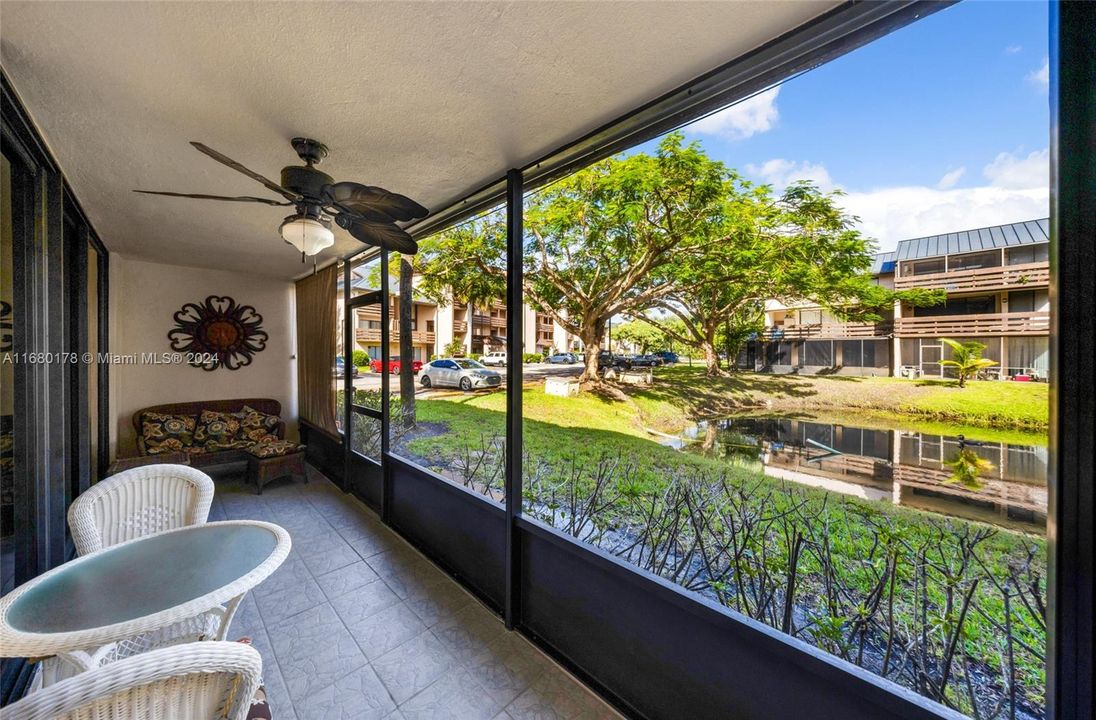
xmin=939 ymin=337 xmax=997 ymax=388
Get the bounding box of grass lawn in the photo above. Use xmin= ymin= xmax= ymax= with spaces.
xmin=628 ymin=366 xmax=1049 ymax=433
xmin=401 ymin=384 xmax=1046 ymax=710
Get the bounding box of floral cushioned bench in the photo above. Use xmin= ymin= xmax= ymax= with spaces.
xmin=132 ymin=398 xmax=292 ymax=468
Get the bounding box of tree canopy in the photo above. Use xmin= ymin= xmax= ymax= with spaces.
xmin=415 ymin=132 xmax=942 ymax=382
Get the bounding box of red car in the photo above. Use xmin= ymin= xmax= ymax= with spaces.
xmin=370 ymin=359 xmax=423 ymax=374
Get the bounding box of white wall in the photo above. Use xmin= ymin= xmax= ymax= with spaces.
xmin=109 ymin=255 xmax=297 ymax=457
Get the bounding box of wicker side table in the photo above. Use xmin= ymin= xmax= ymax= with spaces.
xmin=246 ymin=444 xmax=307 ymax=495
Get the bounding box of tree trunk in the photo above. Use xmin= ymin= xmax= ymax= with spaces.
xmin=701 ymin=330 xmax=728 ymax=377
xmin=579 ymin=318 xmax=605 ymax=384
xmin=399 ymin=258 xmax=416 ymax=428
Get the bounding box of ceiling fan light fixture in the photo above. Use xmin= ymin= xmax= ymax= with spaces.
xmin=279 ymin=215 xmax=334 ymax=256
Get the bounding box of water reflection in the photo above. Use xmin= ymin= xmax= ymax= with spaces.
xmin=684 ymin=416 xmax=1047 ymax=532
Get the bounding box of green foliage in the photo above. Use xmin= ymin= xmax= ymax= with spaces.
xmin=523 ymin=353 xmax=544 ymax=364
xmin=940 ymin=337 xmax=998 ymax=388
xmin=612 ymin=319 xmax=666 ymax=354
xmin=351 ymin=349 xmax=369 ymax=368
xmin=443 ymin=339 xmax=465 ymax=357
xmin=945 ymin=447 xmax=994 ymax=490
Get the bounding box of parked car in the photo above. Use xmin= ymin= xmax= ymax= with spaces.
xmin=546 ymin=352 xmax=577 ymax=364
xmin=481 ymin=351 xmax=507 ymax=366
xmin=333 ymin=357 xmax=359 ymax=378
xmin=420 ymin=357 xmax=502 ymax=391
xmin=654 ymin=351 xmax=679 ymax=364
xmin=370 ymin=358 xmax=423 ymax=374
xmin=597 ymin=351 xmax=632 ymax=370
xmin=631 ymin=354 xmax=664 ymax=367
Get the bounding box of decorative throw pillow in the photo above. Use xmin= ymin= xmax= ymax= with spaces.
xmin=193 ymin=410 xmax=243 ymax=450
xmin=246 ymin=440 xmax=302 ymax=458
xmin=141 ymin=413 xmax=196 ymax=454
xmin=237 ymin=405 xmax=281 ymax=443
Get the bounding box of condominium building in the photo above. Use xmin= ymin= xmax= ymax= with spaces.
xmin=340 ymin=271 xmax=579 ymax=361
xmin=741 ymin=218 xmax=1050 ymax=378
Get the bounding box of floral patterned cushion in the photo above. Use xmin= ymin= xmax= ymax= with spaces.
xmin=142 ymin=413 xmax=196 ymax=454
xmin=193 ymin=410 xmax=243 ymax=450
xmin=247 ymin=440 xmax=303 ymax=458
xmin=237 ymin=405 xmax=281 ymax=443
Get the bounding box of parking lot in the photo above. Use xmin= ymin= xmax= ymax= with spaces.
xmin=343 ymin=361 xmax=584 ymax=394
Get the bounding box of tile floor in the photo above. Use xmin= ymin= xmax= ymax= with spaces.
xmin=209 ymin=464 xmax=621 ymax=720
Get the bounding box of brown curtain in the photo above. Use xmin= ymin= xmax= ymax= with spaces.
xmin=295 ymin=263 xmax=339 ymax=435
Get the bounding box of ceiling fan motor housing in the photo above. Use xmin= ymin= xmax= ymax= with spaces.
xmin=280 ymin=165 xmax=333 ymax=203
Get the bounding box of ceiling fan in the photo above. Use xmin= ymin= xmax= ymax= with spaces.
xmin=135 ymin=138 xmax=428 ymax=259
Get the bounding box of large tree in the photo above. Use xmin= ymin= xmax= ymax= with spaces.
xmin=417 ymin=133 xmax=728 ymax=383
xmin=640 ymin=180 xmax=942 ymax=376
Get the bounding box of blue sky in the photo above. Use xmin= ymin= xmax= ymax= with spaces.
xmin=651 ymin=1 xmax=1051 ymax=251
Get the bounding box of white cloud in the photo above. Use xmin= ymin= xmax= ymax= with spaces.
xmin=687 ymin=87 xmax=780 ymax=140
xmin=1005 ymin=45 xmax=1023 ymax=54
xmin=741 ymin=147 xmax=1049 ymax=251
xmin=1027 ymin=58 xmax=1049 ymax=90
xmin=936 ymin=166 xmax=966 ymax=190
xmin=745 ymin=158 xmax=835 ymax=191
xmin=838 ymin=185 xmax=1048 ymax=251
xmin=983 ymin=148 xmax=1049 ymax=189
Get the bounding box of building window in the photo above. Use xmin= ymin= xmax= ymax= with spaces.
xmin=1007 ymin=244 xmax=1049 ymax=265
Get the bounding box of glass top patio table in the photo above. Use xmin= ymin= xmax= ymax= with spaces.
xmin=0 ymin=521 xmax=290 ymax=656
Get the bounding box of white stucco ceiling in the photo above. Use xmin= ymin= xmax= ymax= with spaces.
xmin=1 ymin=1 xmax=837 ymax=278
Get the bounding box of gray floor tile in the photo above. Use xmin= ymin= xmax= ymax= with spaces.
xmin=468 ymin=633 xmax=551 ymax=707
xmin=315 ymin=560 xmax=381 ymax=601
xmin=298 ymin=531 xmax=362 ymax=576
xmin=268 ymin=603 xmax=368 ymax=703
xmin=372 ymin=631 xmax=456 ymax=704
xmin=431 ymin=603 xmax=506 ymax=662
xmin=343 ymin=601 xmax=429 ymax=660
xmin=209 ymin=469 xmax=616 ymax=720
xmin=330 ymin=579 xmax=403 ymax=628
xmin=399 ymin=667 xmax=505 ymax=720
xmin=405 ymin=578 xmax=475 ymax=628
xmin=243 ymin=626 xmax=297 ymax=720
xmin=254 ymin=554 xmax=327 ymax=624
xmin=296 ymin=665 xmax=396 ymax=720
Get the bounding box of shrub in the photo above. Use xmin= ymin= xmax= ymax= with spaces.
xmin=443 ymin=339 xmax=465 ymax=357
xmin=523 ymin=353 xmax=543 ymax=364
xmin=469 ymin=353 xmax=483 ymax=362
xmin=351 ymin=349 xmax=369 ymax=368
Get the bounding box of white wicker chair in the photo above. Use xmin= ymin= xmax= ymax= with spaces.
xmin=5 ymin=642 xmax=262 ymax=720
xmin=45 ymin=465 xmax=221 ymax=687
xmin=68 ymin=464 xmax=215 ymax=555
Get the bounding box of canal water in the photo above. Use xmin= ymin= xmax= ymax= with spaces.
xmin=674 ymin=415 xmax=1047 ymax=533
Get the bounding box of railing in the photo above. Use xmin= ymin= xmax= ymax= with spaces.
xmin=895 ymin=311 xmax=1049 ymax=337
xmin=490 ymin=316 xmax=507 ymax=329
xmin=452 ymin=320 xmax=467 ymax=333
xmin=894 ymin=261 xmax=1049 ymax=292
xmin=893 ymin=465 xmax=1046 ymax=513
xmin=537 ymin=323 xmax=554 ymax=332
xmin=355 ymin=329 xmax=436 ymax=344
xmin=760 ymin=322 xmax=891 ymax=340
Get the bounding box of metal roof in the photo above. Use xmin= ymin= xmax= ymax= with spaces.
xmin=893 ymin=218 xmax=1049 ymax=262
xmin=870 ymin=251 xmax=897 ymax=275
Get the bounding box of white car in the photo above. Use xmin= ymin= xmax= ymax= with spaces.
xmin=481 ymin=351 xmax=507 ymax=366
xmin=420 ymin=358 xmax=502 ymax=391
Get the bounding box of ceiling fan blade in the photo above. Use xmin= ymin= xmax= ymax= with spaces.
xmin=323 ymin=182 xmax=428 ymax=222
xmin=134 ymin=190 xmax=293 ymax=206
xmin=336 ymin=214 xmax=419 ymax=254
xmin=190 ymin=142 xmax=300 ymax=201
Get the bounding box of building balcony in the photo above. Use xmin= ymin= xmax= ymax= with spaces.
xmin=356 ymin=328 xmax=436 ymax=344
xmin=490 ymin=316 xmax=507 ymax=329
xmin=761 ymin=322 xmax=892 ymax=340
xmin=895 ymin=311 xmax=1050 ymax=337
xmin=893 ymin=261 xmax=1049 ymax=292
xmin=452 ymin=320 xmax=467 ymax=333
xmin=537 ymin=323 xmax=554 ymax=332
